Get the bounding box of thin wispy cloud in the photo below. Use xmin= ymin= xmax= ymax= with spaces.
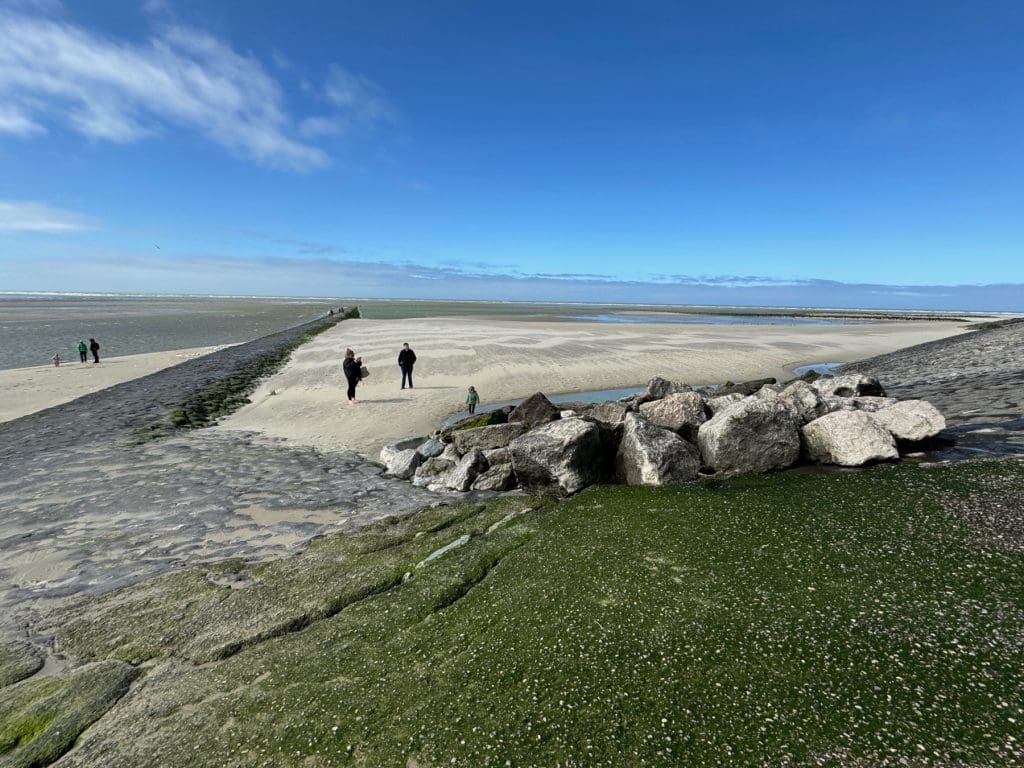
xmin=325 ymin=65 xmax=394 ymax=124
xmin=249 ymin=232 xmax=348 ymax=256
xmin=0 ymin=5 xmax=392 ymax=170
xmin=0 ymin=199 xmax=95 ymax=232
xmin=297 ymin=65 xmax=395 ymax=139
xmin=0 ymin=102 xmax=42 ymax=136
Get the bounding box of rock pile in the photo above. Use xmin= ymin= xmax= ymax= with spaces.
xmin=379 ymin=372 xmax=947 ymax=496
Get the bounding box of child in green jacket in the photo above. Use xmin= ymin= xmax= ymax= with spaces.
xmin=465 ymin=386 xmax=480 ymax=414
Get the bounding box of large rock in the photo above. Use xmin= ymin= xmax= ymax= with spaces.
xmin=777 ymin=380 xmax=829 ymax=424
xmin=867 ymin=400 xmax=946 ymax=442
xmin=381 ymin=448 xmax=421 ymax=480
xmin=483 ymin=447 xmax=510 ymax=466
xmin=379 ymin=443 xmax=402 ymax=466
xmin=801 ymin=411 xmax=898 ymax=466
xmin=412 ymin=456 xmax=456 ymax=487
xmin=615 ymin=413 xmax=701 ymax=486
xmin=812 ymin=373 xmax=886 ymax=398
xmin=509 ymin=392 xmax=560 ymax=427
xmin=416 ymin=437 xmax=445 ymax=459
xmin=638 ymin=391 xmax=707 ymax=441
xmin=471 ymin=463 xmax=517 ymax=492
xmin=821 ymin=395 xmax=898 ymax=415
xmin=509 ymin=418 xmax=604 ymax=495
xmin=444 ymin=448 xmax=489 ymax=492
xmin=697 ymin=398 xmax=801 ymax=474
xmin=639 ymin=376 xmax=692 ymax=403
xmin=451 ymin=422 xmax=527 ymax=454
xmin=590 ymin=400 xmax=632 ymax=427
xmin=705 ymin=392 xmax=744 ymax=415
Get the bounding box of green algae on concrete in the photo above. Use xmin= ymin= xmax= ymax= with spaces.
xmin=0 ymin=641 xmax=42 ymax=690
xmin=45 ymin=497 xmax=540 ymax=665
xmin=0 ymin=660 xmax=138 ymax=768
xmin=38 ymin=460 xmax=1024 ymax=766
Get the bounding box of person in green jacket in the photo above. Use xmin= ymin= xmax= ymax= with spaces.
xmin=465 ymin=385 xmax=480 ymax=414
xmin=77 ymin=340 xmax=87 ymax=363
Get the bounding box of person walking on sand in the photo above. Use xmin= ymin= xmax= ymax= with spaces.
xmin=52 ymin=352 xmax=61 ymax=367
xmin=466 ymin=386 xmax=480 ymax=414
xmin=89 ymin=338 xmax=100 ymax=364
xmin=77 ymin=340 xmax=87 ymax=363
xmin=343 ymin=348 xmax=363 ymax=404
xmin=398 ymin=342 xmax=417 ymax=389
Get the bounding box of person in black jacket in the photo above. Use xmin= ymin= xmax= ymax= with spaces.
xmin=342 ymin=348 xmax=362 ymax=404
xmin=397 ymin=342 xmax=416 ymax=389
xmin=89 ymin=338 xmax=100 ymax=363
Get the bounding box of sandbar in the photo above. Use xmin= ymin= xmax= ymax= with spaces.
xmin=217 ymin=316 xmax=974 ymax=458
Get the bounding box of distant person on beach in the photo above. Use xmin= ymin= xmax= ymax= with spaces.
xmin=77 ymin=340 xmax=87 ymax=363
xmin=466 ymin=386 xmax=480 ymax=414
xmin=398 ymin=342 xmax=417 ymax=389
xmin=89 ymin=338 xmax=100 ymax=364
xmin=52 ymin=352 xmax=60 ymax=367
xmin=343 ymin=348 xmax=362 ymax=404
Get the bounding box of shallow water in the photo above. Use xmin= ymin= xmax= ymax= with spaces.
xmin=440 ymin=387 xmax=647 ymax=427
xmin=792 ymin=362 xmax=844 ymax=377
xmin=571 ymin=313 xmax=869 ymax=326
xmin=0 ymin=294 xmax=342 ymax=370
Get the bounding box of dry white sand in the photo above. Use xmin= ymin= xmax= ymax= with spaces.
xmin=0 ymin=346 xmax=229 ymax=424
xmin=217 ymin=317 xmax=973 ymax=459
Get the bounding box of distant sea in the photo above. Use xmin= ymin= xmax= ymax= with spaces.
xmin=0 ymin=293 xmax=343 ymax=371
xmin=1 ymin=293 xmax=973 ymax=372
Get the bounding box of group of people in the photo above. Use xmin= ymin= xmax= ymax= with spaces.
xmin=341 ymin=342 xmax=481 ymax=413
xmin=53 ymin=338 xmax=101 ymax=367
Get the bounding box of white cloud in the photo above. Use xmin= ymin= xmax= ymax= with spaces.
xmin=0 ymin=7 xmax=391 ymax=170
xmin=0 ymin=102 xmax=44 ymax=135
xmin=141 ymin=0 xmax=172 ymax=16
xmin=324 ymin=65 xmax=394 ymax=124
xmin=299 ymin=115 xmax=345 ymax=139
xmin=0 ymin=200 xmax=95 ymax=232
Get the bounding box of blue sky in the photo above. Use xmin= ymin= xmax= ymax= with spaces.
xmin=1 ymin=0 xmax=1022 ymax=310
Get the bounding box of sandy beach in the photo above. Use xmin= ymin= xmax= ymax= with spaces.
xmin=0 ymin=346 xmax=230 ymax=424
xmin=217 ymin=316 xmax=974 ymax=458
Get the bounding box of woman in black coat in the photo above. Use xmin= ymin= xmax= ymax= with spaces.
xmin=342 ymin=348 xmax=362 ymax=404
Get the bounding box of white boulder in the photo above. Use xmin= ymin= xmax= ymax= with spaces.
xmin=801 ymin=411 xmax=898 ymax=466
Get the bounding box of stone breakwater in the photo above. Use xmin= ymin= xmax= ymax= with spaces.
xmin=0 ymin=313 xmax=434 ymax=633
xmin=380 ymin=371 xmax=949 ymax=496
xmin=836 ymin=316 xmax=1024 ymax=456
